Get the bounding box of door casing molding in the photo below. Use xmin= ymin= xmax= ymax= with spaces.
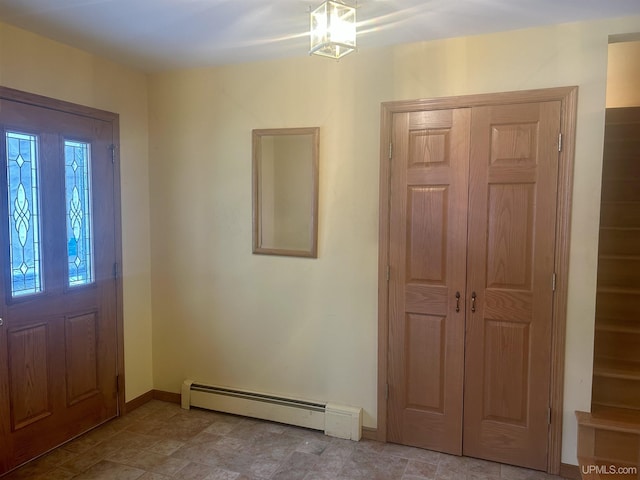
xmin=377 ymin=86 xmax=578 ymax=474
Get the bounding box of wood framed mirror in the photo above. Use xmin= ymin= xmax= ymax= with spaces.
xmin=252 ymin=127 xmax=319 ymax=257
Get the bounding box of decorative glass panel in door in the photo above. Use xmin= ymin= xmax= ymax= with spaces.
xmin=5 ymin=131 xmax=43 ymax=297
xmin=65 ymin=140 xmax=94 ymax=287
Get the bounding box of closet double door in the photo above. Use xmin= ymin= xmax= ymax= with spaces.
xmin=386 ymin=100 xmax=560 ymax=470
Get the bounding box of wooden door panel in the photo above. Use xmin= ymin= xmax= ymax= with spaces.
xmin=486 ymin=184 xmax=535 ymax=289
xmin=8 ymin=323 xmax=52 ymax=430
xmin=489 ymin=122 xmax=539 ymax=166
xmin=407 ymin=186 xmax=448 ymax=283
xmin=65 ymin=311 xmax=100 ymax=406
xmin=409 ymin=129 xmax=451 ymax=166
xmin=463 ymin=101 xmax=560 ymax=470
xmin=388 ymin=108 xmax=470 ymax=454
xmin=482 ymin=320 xmax=529 ymax=424
xmin=406 ymin=314 xmax=445 ymax=412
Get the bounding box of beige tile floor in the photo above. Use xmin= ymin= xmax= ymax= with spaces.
xmin=3 ymin=400 xmax=571 ymax=480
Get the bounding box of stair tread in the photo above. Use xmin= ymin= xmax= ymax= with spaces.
xmin=595 ymin=326 xmax=640 ymax=335
xmin=601 ymin=201 xmax=640 ymax=205
xmin=592 ymin=400 xmax=640 ymax=411
xmin=576 ymin=409 xmax=640 ymax=433
xmin=600 ymin=226 xmax=640 ymax=231
xmin=595 ymin=316 xmax=640 ymax=329
xmin=594 ymin=359 xmax=640 ymax=380
xmin=595 ymin=325 xmax=640 ymax=335
xmin=599 ymin=254 xmax=640 ymax=261
xmin=597 ymin=286 xmax=640 ymax=295
xmin=592 ymin=404 xmax=640 ymax=416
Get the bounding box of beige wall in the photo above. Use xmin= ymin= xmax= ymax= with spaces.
xmin=607 ymin=40 xmax=640 ymax=107
xmin=148 ymin=16 xmax=640 ymax=465
xmin=0 ymin=22 xmax=154 ymax=401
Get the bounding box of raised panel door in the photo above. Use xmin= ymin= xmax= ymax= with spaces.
xmin=463 ymin=102 xmax=560 ymax=469
xmin=387 ymin=108 xmax=470 ymax=454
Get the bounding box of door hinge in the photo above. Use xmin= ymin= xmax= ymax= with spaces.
xmin=552 ymin=272 xmax=557 ymax=292
xmin=558 ymin=133 xmax=562 ymax=153
xmin=385 ymin=383 xmax=389 ymax=400
xmin=548 ymin=406 xmax=552 ymax=425
xmin=389 ymin=142 xmax=393 ymax=160
xmin=113 ymin=262 xmax=119 ymax=279
xmin=116 ymin=374 xmax=121 ymax=392
xmin=109 ymin=144 xmax=117 ymax=163
xmin=387 ymin=265 xmax=390 ymax=281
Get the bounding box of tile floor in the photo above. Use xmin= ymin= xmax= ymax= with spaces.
xmin=3 ymin=400 xmax=571 ymax=480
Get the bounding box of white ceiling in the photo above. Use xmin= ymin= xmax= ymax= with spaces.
xmin=0 ymin=0 xmax=639 ymax=72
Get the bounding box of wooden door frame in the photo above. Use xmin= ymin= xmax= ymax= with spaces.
xmin=0 ymin=86 xmax=125 ymax=416
xmin=377 ymin=86 xmax=578 ymax=474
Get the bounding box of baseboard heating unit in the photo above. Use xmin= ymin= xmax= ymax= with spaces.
xmin=181 ymin=380 xmax=362 ymax=441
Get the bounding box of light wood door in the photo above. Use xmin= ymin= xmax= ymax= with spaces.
xmin=462 ymin=101 xmax=560 ymax=469
xmin=387 ymin=108 xmax=471 ymax=454
xmin=386 ymin=99 xmax=561 ymax=469
xmin=0 ymin=98 xmax=119 ymax=473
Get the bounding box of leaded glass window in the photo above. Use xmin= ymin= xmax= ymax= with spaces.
xmin=64 ymin=140 xmax=94 ymax=287
xmin=6 ymin=131 xmax=43 ymax=297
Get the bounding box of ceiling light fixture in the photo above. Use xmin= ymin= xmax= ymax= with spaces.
xmin=309 ymin=0 xmax=356 ymax=59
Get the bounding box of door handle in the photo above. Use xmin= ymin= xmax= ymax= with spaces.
xmin=0 ymin=317 xmax=3 ymax=327
xmin=455 ymin=291 xmax=460 ymax=312
xmin=471 ymin=292 xmax=477 ymax=313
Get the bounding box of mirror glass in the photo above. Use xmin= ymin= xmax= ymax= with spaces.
xmin=252 ymin=127 xmax=319 ymax=257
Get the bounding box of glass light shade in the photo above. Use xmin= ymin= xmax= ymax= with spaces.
xmin=309 ymin=0 xmax=356 ymax=59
